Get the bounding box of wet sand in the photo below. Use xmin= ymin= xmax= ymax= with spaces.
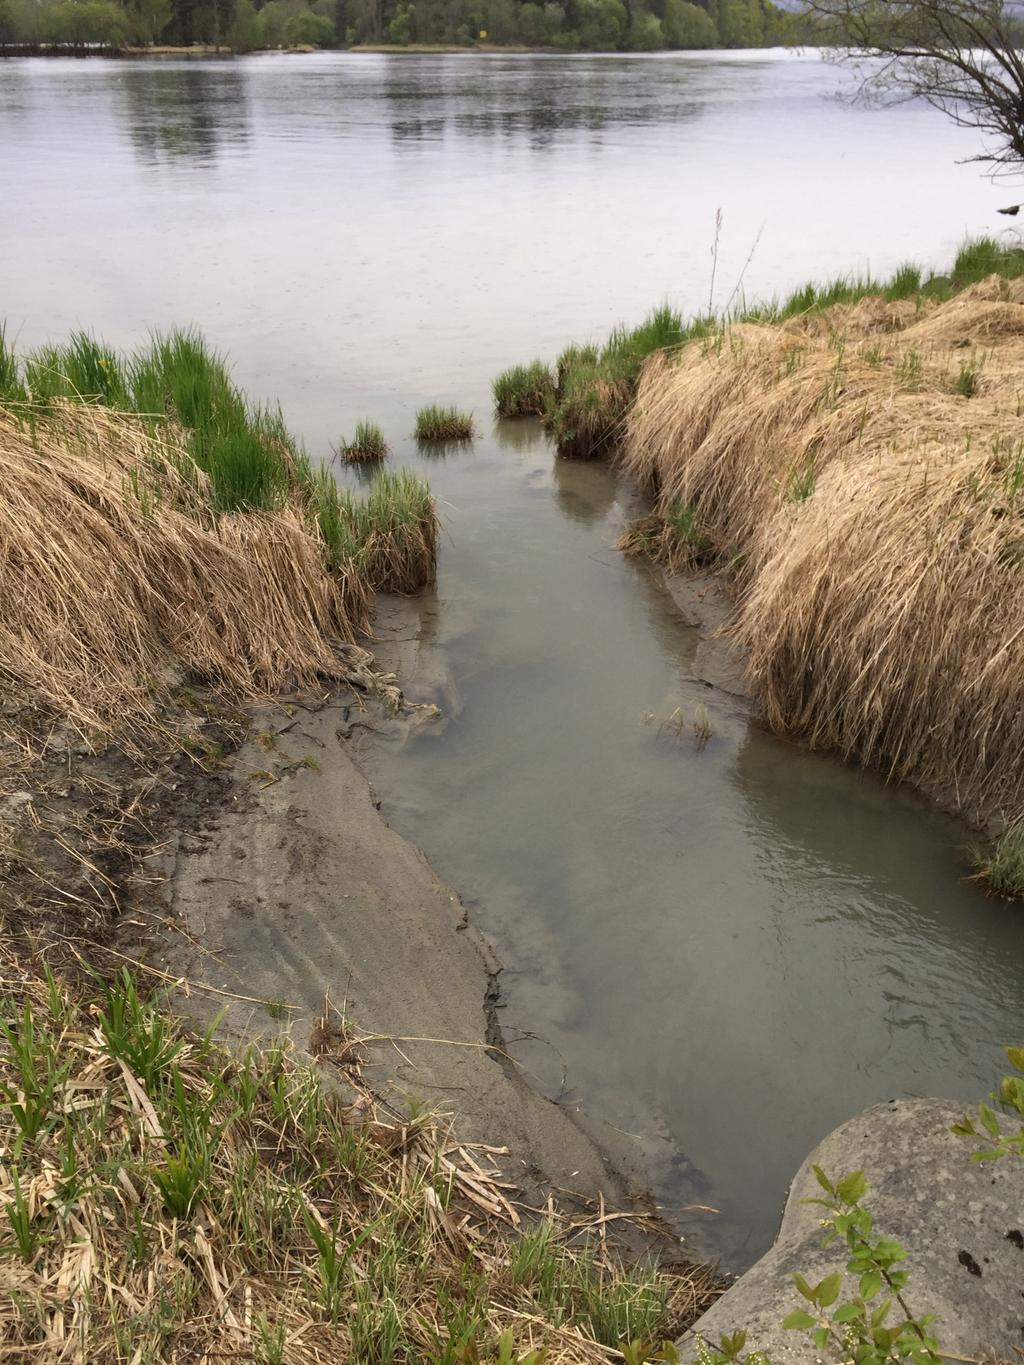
xmin=154 ymin=686 xmax=670 ymax=1222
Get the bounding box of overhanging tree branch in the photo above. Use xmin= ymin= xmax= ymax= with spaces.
xmin=804 ymin=0 xmax=1024 ymax=171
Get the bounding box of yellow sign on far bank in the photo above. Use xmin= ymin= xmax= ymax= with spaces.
xmin=479 ymin=29 xmax=487 ymax=37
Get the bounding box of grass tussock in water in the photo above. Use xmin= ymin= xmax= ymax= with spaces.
xmin=492 ymin=360 xmax=555 ymax=417
xmin=972 ymin=820 xmax=1024 ymax=900
xmin=0 ymin=958 xmax=716 ymax=1363
xmin=619 ymin=258 xmax=1024 ymax=827
xmin=415 ymin=404 xmax=474 ymax=442
xmin=343 ymin=469 xmax=439 ymax=595
xmin=0 ymin=327 xmax=439 ymax=735
xmin=342 ymin=419 xmax=389 ymax=463
xmin=542 ymin=307 xmax=685 ymax=460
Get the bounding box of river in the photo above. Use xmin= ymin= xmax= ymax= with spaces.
xmin=3 ymin=47 xmax=1023 ymax=1268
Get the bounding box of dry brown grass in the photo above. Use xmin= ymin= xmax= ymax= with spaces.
xmin=620 ymin=275 xmax=1024 ymax=825
xmin=0 ymin=403 xmax=369 ymax=742
xmin=0 ymin=954 xmax=717 ymax=1363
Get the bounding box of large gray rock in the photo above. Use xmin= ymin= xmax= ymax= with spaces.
xmin=680 ymin=1099 xmax=1024 ymax=1360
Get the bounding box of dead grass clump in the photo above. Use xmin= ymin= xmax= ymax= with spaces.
xmin=0 ymin=403 xmax=366 ymax=739
xmin=620 ymin=278 xmax=1024 ymax=825
xmin=0 ymin=958 xmax=717 ymax=1362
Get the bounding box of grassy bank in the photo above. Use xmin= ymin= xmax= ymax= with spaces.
xmin=492 ymin=240 xmax=1024 ymax=890
xmin=533 ymin=239 xmax=1024 ymax=462
xmin=612 ymin=249 xmax=1024 ymax=873
xmin=0 ymin=327 xmax=435 ymax=738
xmin=0 ymin=958 xmax=714 ymax=1361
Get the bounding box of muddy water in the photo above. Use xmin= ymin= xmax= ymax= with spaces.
xmin=359 ymin=428 xmax=1024 ymax=1267
xmin=4 ymin=49 xmax=1024 ymax=1267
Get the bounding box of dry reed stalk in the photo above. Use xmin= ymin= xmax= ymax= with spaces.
xmin=620 ymin=276 xmax=1024 ymax=824
xmin=0 ymin=403 xmax=367 ymax=741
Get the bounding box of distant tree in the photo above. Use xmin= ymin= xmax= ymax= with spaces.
xmin=40 ymin=0 xmax=132 ymax=45
xmin=125 ymin=0 xmax=172 ymax=41
xmin=542 ymin=0 xmax=566 ymax=33
xmin=254 ymin=0 xmax=282 ymax=39
xmin=575 ymin=0 xmax=627 ymax=47
xmin=663 ymin=0 xmax=717 ymax=44
xmin=484 ymin=0 xmax=519 ymax=41
xmin=805 ymin=0 xmax=1024 ymax=172
xmin=386 ymin=0 xmax=411 ymax=37
xmin=227 ymin=0 xmax=259 ymax=45
xmin=283 ymin=5 xmax=334 ymax=40
xmin=517 ymin=0 xmax=545 ymax=39
xmin=629 ymin=6 xmax=664 ymax=45
xmin=719 ymin=0 xmax=763 ymax=43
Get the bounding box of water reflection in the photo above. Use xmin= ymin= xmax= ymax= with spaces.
xmin=551 ymin=453 xmax=619 ymax=525
xmin=491 ymin=415 xmax=546 ymax=451
xmin=414 ymin=437 xmax=478 ymax=460
xmin=117 ymin=64 xmax=250 ymax=165
xmin=380 ymin=55 xmax=708 ymax=146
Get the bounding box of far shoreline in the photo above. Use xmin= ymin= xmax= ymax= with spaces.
xmin=0 ymin=40 xmax=798 ymax=59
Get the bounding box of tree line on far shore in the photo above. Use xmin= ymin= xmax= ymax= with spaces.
xmin=0 ymin=0 xmax=815 ymax=53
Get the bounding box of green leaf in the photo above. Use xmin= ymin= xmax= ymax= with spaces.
xmin=792 ymin=1272 xmax=815 ymax=1301
xmin=979 ymin=1102 xmax=1000 ymax=1138
xmin=816 ymin=1272 xmax=842 ymax=1307
xmin=949 ymin=1118 xmax=977 ymax=1136
xmin=871 ymin=1298 xmax=893 ymax=1327
xmin=782 ymin=1310 xmax=816 ymax=1330
xmin=873 ymin=1237 xmax=906 ymax=1264
xmin=836 ymin=1170 xmax=868 ymax=1205
xmin=833 ymin=1302 xmax=862 ymax=1324
xmin=812 ymin=1165 xmax=835 ymax=1196
xmin=970 ymin=1147 xmax=1005 ymax=1162
xmin=1006 ymin=1045 xmax=1024 ymax=1073
xmin=812 ymin=1327 xmax=829 ymax=1351
xmin=860 ymin=1268 xmax=883 ymax=1300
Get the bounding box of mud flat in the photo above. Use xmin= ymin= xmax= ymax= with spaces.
xmin=155 ymin=686 xmax=678 ymax=1223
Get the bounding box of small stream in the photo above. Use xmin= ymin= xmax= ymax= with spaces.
xmin=5 ymin=47 xmax=1024 ymax=1270
xmin=355 ymin=423 xmax=1024 ymax=1268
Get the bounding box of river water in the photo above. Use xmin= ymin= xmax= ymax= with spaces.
xmin=3 ymin=49 xmax=1023 ymax=1267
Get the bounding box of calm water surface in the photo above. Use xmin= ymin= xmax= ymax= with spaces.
xmin=3 ymin=50 xmax=1023 ymax=1266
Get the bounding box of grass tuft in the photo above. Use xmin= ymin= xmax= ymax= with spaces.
xmin=492 ymin=361 xmax=555 ymax=418
xmin=342 ymin=419 xmax=389 ymax=462
xmin=0 ymin=326 xmax=26 ymax=403
xmin=415 ymin=404 xmax=474 ymax=442
xmin=0 ymin=957 xmax=717 ymax=1361
xmin=348 ymin=468 xmax=438 ymax=594
xmin=543 ymin=307 xmax=685 ymax=460
xmin=972 ymin=820 xmax=1024 ymax=899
